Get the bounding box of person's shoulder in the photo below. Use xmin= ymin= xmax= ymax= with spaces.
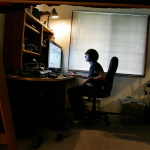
xmin=94 ymin=62 xmax=104 ymax=70
xmin=94 ymin=62 xmax=101 ymax=66
xmin=92 ymin=61 xmax=102 ymax=68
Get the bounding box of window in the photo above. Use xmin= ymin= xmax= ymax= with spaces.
xmin=68 ymin=11 xmax=149 ymax=76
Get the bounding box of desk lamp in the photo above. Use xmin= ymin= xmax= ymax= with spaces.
xmin=51 ymin=8 xmax=59 ymax=18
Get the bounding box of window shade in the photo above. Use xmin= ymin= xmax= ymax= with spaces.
xmin=68 ymin=11 xmax=148 ymax=76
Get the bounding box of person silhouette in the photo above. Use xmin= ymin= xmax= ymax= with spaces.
xmin=67 ymin=49 xmax=106 ymax=121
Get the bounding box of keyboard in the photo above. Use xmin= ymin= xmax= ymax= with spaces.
xmin=60 ymin=72 xmax=72 ymax=77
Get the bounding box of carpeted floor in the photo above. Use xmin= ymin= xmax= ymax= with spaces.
xmin=0 ymin=112 xmax=150 ymax=150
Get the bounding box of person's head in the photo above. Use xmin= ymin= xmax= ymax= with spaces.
xmin=85 ymin=49 xmax=99 ymax=62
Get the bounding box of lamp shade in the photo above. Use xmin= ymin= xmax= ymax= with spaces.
xmin=51 ymin=8 xmax=59 ymax=18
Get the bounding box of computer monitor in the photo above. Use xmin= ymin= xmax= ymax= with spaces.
xmin=42 ymin=39 xmax=62 ymax=71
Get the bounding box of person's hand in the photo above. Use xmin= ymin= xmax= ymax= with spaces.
xmin=81 ymin=78 xmax=90 ymax=87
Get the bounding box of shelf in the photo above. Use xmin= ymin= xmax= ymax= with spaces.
xmin=3 ymin=9 xmax=54 ymax=71
xmin=25 ymin=9 xmax=54 ymax=35
xmin=25 ymin=23 xmax=40 ymax=34
xmin=23 ymin=49 xmax=40 ymax=56
xmin=42 ymin=24 xmax=54 ymax=34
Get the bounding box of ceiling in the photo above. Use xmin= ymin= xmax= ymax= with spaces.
xmin=1 ymin=0 xmax=150 ymax=13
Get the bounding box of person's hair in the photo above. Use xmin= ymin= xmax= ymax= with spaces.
xmin=85 ymin=49 xmax=99 ymax=62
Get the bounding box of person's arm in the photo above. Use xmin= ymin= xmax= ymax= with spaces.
xmin=81 ymin=71 xmax=105 ymax=86
xmin=90 ymin=71 xmax=106 ymax=81
xmin=69 ymin=72 xmax=88 ymax=79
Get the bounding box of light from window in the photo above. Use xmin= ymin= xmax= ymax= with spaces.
xmin=68 ymin=11 xmax=149 ymax=76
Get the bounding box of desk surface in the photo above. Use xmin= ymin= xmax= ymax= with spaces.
xmin=6 ymin=75 xmax=75 ymax=82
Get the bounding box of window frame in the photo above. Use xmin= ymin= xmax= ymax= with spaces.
xmin=68 ymin=10 xmax=149 ymax=77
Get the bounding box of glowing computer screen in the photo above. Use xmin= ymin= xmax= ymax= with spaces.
xmin=47 ymin=40 xmax=62 ymax=71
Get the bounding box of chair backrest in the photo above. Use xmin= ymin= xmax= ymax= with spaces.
xmin=103 ymin=57 xmax=118 ymax=97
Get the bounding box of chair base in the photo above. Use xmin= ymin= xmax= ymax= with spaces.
xmin=85 ymin=110 xmax=110 ymax=126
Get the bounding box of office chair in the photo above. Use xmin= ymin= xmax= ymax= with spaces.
xmin=84 ymin=56 xmax=118 ymax=126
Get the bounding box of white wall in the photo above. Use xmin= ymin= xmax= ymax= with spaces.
xmin=36 ymin=4 xmax=150 ymax=113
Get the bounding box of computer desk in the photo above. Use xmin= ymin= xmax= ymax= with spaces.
xmin=5 ymin=75 xmax=75 ymax=135
xmin=6 ymin=74 xmax=75 ymax=81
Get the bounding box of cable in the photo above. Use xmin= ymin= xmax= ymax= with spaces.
xmin=145 ymin=95 xmax=150 ymax=107
xmin=64 ymin=74 xmax=77 ymax=110
xmin=55 ymin=112 xmax=74 ymax=141
xmin=143 ymin=83 xmax=150 ymax=107
xmin=54 ymin=74 xmax=79 ymax=141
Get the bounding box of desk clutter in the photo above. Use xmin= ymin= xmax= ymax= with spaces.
xmin=5 ymin=58 xmax=72 ymax=78
xmin=6 ymin=69 xmax=72 ymax=78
